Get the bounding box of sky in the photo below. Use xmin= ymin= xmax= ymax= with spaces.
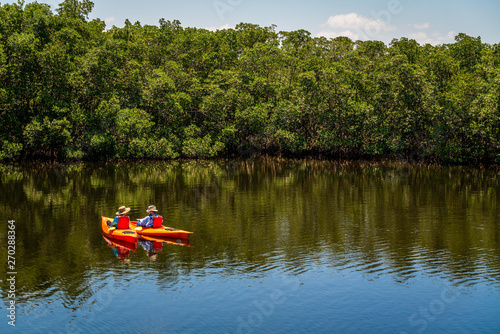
xmin=12 ymin=0 xmax=500 ymax=45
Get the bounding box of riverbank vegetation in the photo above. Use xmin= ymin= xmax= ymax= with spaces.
xmin=1 ymin=1 xmax=499 ymax=164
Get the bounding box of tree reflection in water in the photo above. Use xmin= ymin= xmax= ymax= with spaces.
xmin=0 ymin=158 xmax=499 ymax=299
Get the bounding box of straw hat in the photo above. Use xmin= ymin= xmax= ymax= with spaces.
xmin=116 ymin=206 xmax=131 ymax=215
xmin=146 ymin=205 xmax=158 ymax=212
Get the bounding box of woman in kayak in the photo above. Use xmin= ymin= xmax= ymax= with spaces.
xmin=108 ymin=206 xmax=131 ymax=227
xmin=136 ymin=205 xmax=161 ymax=228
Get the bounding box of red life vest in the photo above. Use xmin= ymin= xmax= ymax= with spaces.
xmin=117 ymin=216 xmax=130 ymax=229
xmin=152 ymin=216 xmax=163 ymax=228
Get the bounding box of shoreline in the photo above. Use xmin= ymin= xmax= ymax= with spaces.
xmin=2 ymin=154 xmax=499 ymax=170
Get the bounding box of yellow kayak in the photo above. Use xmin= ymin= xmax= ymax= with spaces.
xmin=101 ymin=216 xmax=138 ymax=243
xmin=130 ymin=218 xmax=193 ymax=239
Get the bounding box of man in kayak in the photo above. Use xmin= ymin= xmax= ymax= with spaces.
xmin=136 ymin=205 xmax=161 ymax=228
xmin=108 ymin=206 xmax=131 ymax=227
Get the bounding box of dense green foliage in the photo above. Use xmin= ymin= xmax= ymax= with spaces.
xmin=1 ymin=1 xmax=499 ymax=164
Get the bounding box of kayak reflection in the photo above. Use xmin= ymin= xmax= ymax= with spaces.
xmin=103 ymin=234 xmax=193 ymax=262
xmin=139 ymin=235 xmax=193 ymax=247
xmin=102 ymin=235 xmax=137 ymax=264
xmin=137 ymin=235 xmax=193 ymax=261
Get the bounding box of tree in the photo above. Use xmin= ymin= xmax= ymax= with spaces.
xmin=24 ymin=117 xmax=71 ymax=160
xmin=56 ymin=0 xmax=94 ymax=21
xmin=1 ymin=2 xmax=499 ymax=164
xmin=451 ymin=33 xmax=484 ymax=71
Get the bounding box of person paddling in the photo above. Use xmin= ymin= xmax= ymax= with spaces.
xmin=109 ymin=206 xmax=131 ymax=227
xmin=136 ymin=205 xmax=161 ymax=228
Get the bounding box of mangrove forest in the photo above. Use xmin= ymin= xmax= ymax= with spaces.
xmin=1 ymin=0 xmax=499 ymax=164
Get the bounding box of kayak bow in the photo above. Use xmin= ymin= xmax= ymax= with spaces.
xmin=101 ymin=216 xmax=138 ymax=243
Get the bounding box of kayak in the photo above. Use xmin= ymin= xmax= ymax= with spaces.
xmin=130 ymin=220 xmax=193 ymax=239
xmin=101 ymin=216 xmax=138 ymax=243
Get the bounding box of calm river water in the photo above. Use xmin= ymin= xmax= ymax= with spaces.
xmin=1 ymin=158 xmax=499 ymax=333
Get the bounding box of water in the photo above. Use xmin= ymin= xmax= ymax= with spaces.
xmin=1 ymin=159 xmax=499 ymax=333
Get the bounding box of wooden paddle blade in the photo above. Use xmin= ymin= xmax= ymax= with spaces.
xmin=135 ymin=227 xmax=143 ymax=231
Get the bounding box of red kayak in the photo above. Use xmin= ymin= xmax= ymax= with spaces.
xmin=130 ymin=217 xmax=193 ymax=239
xmin=101 ymin=216 xmax=138 ymax=243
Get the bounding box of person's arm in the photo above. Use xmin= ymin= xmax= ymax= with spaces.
xmin=137 ymin=215 xmax=149 ymax=227
xmin=111 ymin=216 xmax=119 ymax=227
xmin=144 ymin=215 xmax=154 ymax=228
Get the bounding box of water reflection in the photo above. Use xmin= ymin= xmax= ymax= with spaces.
xmin=139 ymin=235 xmax=193 ymax=248
xmin=102 ymin=233 xmax=192 ymax=263
xmin=137 ymin=236 xmax=192 ymax=261
xmin=0 ymin=159 xmax=499 ymax=297
xmin=102 ymin=235 xmax=137 ymax=264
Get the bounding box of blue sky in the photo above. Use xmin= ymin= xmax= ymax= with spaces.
xmin=16 ymin=0 xmax=500 ymax=44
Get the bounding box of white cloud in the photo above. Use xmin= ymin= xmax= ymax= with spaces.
xmin=326 ymin=13 xmax=395 ymax=32
xmin=317 ymin=29 xmax=362 ymax=41
xmin=439 ymin=31 xmax=457 ymax=41
xmin=319 ymin=13 xmax=396 ymax=41
xmin=317 ymin=13 xmax=456 ymax=45
xmin=413 ymin=22 xmax=430 ymax=29
xmin=408 ymin=32 xmax=429 ymax=43
xmin=103 ymin=17 xmax=116 ymax=30
xmin=408 ymin=31 xmax=456 ymax=45
xmin=207 ymin=23 xmax=233 ymax=32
